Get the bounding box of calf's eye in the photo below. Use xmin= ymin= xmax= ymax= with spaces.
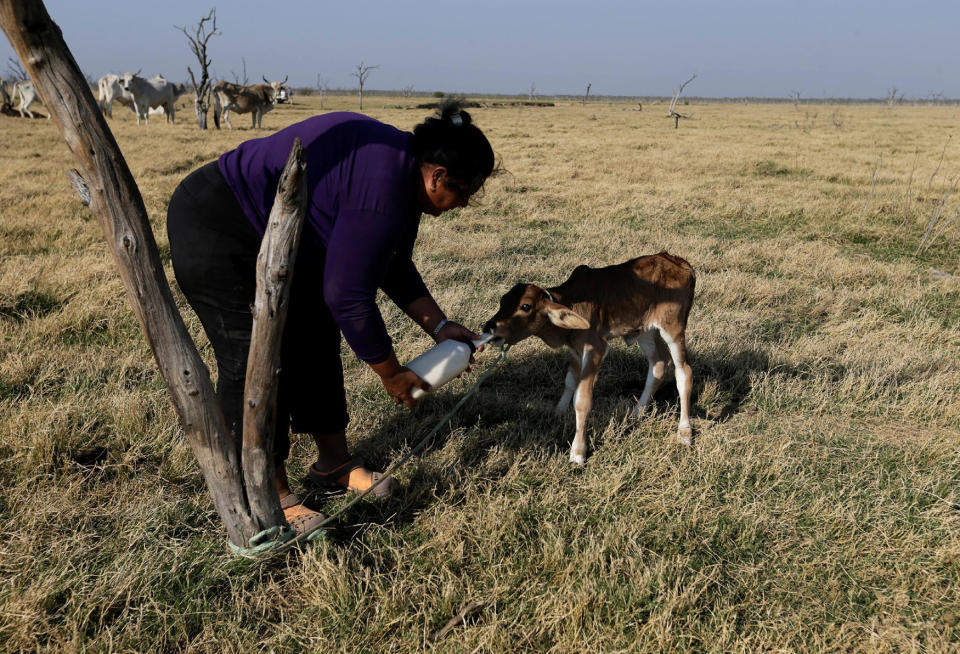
xmin=520 ymin=303 xmax=532 ymax=312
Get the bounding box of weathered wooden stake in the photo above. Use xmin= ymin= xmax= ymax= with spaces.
xmin=0 ymin=0 xmax=306 ymax=551
xmin=242 ymin=139 xmax=307 ymax=530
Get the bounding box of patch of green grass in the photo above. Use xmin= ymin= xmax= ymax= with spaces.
xmin=823 ymin=173 xmax=858 ymax=185
xmin=669 ymin=207 xmax=811 ymax=241
xmin=754 ymin=160 xmax=811 ymax=178
xmin=0 ymin=289 xmax=66 ymax=322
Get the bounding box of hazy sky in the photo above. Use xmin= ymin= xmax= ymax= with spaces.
xmin=3 ymin=1 xmax=958 ymax=99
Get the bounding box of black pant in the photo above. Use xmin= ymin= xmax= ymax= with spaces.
xmin=166 ymin=161 xmax=349 ymax=462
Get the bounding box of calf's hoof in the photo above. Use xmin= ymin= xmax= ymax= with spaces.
xmin=569 ymin=451 xmax=586 ymax=466
xmin=677 ymin=426 xmax=693 ymax=447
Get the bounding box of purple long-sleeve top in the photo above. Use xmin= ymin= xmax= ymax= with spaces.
xmin=218 ymin=112 xmax=430 ymax=363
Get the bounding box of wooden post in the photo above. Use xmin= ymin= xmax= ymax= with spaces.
xmin=0 ymin=0 xmax=306 ymax=551
xmin=242 ymin=139 xmax=307 ymax=529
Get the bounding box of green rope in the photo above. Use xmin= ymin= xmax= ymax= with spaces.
xmin=228 ymin=524 xmax=295 ymax=558
xmin=312 ymin=344 xmax=510 ymax=530
xmin=228 ymin=344 xmax=509 ymax=557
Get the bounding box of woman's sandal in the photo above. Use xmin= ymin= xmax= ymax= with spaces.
xmin=280 ymin=492 xmax=328 ymax=540
xmin=307 ymin=456 xmax=394 ymax=498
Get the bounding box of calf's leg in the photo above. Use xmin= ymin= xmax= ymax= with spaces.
xmin=555 ymin=349 xmax=580 ymax=414
xmin=633 ymin=330 xmax=670 ymax=415
xmin=570 ymin=341 xmax=605 ymax=465
xmin=657 ymin=327 xmax=693 ymax=446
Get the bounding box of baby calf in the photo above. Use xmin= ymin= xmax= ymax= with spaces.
xmin=483 ymin=252 xmax=696 ymax=463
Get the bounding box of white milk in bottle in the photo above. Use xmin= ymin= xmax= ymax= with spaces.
xmin=405 ymin=333 xmax=494 ymax=399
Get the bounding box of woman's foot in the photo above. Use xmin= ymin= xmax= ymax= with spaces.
xmin=279 ymin=492 xmax=327 ymax=537
xmin=307 ymin=457 xmax=394 ymax=497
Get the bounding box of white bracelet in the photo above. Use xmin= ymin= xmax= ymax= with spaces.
xmin=431 ymin=318 xmax=449 ymax=339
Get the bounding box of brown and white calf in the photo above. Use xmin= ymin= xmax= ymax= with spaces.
xmin=483 ymin=252 xmax=696 ymax=463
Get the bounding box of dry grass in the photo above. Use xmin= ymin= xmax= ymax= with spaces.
xmin=1 ymin=94 xmax=958 ymax=651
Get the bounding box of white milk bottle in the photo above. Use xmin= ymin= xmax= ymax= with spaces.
xmin=406 ymin=333 xmax=494 ymax=399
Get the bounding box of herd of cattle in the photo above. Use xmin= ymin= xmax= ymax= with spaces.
xmin=1 ymin=71 xmax=291 ymax=128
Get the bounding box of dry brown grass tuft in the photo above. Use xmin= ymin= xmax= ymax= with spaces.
xmin=0 ymin=95 xmax=958 ymax=650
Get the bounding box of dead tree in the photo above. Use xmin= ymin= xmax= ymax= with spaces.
xmin=582 ymin=82 xmax=591 ymax=105
xmin=316 ymin=74 xmax=329 ymax=110
xmin=789 ymin=90 xmax=817 ymax=130
xmin=667 ymin=73 xmax=695 ymax=128
xmin=789 ymin=90 xmax=801 ymax=111
xmin=231 ymin=56 xmax=248 ymax=86
xmin=0 ymin=0 xmax=310 ymax=554
xmin=5 ymin=54 xmax=25 ymax=80
xmin=175 ymin=8 xmax=218 ymax=130
xmin=402 ymin=84 xmax=414 ymax=99
xmin=352 ymin=61 xmax=377 ymax=111
xmin=886 ymin=87 xmax=904 ymax=109
xmin=528 ymin=82 xmax=536 ymax=102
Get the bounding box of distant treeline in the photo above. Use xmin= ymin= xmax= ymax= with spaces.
xmin=290 ymin=88 xmax=960 ymax=106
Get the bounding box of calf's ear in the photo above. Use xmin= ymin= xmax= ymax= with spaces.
xmin=544 ymin=303 xmax=590 ymax=330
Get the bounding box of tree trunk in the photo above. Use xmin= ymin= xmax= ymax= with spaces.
xmin=0 ymin=0 xmax=306 ymax=552
xmin=242 ymin=139 xmax=307 ymax=529
xmin=194 ymin=93 xmax=207 ymax=130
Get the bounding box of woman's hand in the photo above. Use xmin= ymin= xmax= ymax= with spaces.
xmin=435 ymin=320 xmax=481 ymax=370
xmin=369 ymin=352 xmax=431 ymax=408
xmin=380 ymin=368 xmax=430 ymax=408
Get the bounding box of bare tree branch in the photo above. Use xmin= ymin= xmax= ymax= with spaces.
xmin=316 ymin=73 xmax=329 ymax=110
xmin=667 ymin=73 xmax=696 ymax=128
xmin=351 ymin=61 xmax=378 ymax=110
xmin=175 ymin=7 xmax=218 ymax=129
xmin=886 ymin=87 xmax=904 ymax=109
xmin=6 ymin=54 xmax=26 ymax=80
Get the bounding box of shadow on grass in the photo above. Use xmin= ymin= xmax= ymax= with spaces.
xmin=306 ymin=343 xmax=771 ymax=543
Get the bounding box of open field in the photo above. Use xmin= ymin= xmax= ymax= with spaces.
xmin=1 ymin=93 xmax=959 ymax=651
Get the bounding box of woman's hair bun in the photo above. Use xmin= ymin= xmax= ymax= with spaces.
xmin=438 ymin=98 xmax=472 ymax=127
xmin=412 ymin=97 xmax=496 ymax=197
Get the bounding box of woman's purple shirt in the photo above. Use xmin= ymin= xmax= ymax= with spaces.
xmin=218 ymin=112 xmax=430 ymax=363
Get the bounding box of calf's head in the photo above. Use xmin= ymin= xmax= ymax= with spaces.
xmin=483 ymin=283 xmax=590 ymax=344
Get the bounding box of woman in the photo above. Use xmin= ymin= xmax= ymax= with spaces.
xmin=167 ymin=101 xmax=496 ymax=536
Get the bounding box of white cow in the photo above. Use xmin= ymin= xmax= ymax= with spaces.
xmin=11 ymin=80 xmax=48 ymax=119
xmin=118 ymin=71 xmax=187 ymax=125
xmin=97 ymin=73 xmax=135 ymax=118
xmin=99 ymin=73 xmax=177 ymax=120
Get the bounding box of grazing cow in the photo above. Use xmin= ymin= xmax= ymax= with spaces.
xmin=118 ymin=71 xmax=186 ymax=125
xmin=483 ymin=252 xmax=696 ymax=463
xmin=97 ymin=73 xmax=135 ymax=118
xmin=11 ymin=80 xmax=48 ymax=119
xmin=213 ymin=76 xmax=287 ymax=129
